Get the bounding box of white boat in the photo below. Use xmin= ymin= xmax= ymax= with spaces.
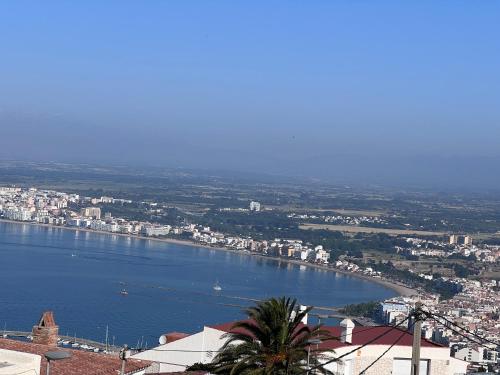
xmin=62 ymin=340 xmax=70 ymax=345
xmin=71 ymin=343 xmax=80 ymax=348
xmin=120 ymin=289 xmax=129 ymax=296
xmin=213 ymin=281 xmax=222 ymax=291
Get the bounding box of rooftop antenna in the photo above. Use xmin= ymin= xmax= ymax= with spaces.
xmin=105 ymin=325 xmax=109 ymax=352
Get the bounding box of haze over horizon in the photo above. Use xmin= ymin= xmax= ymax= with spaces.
xmin=1 ymin=1 xmax=499 ymax=188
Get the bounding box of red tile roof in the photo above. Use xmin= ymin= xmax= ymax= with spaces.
xmin=0 ymin=338 xmax=151 ymax=375
xmin=319 ymin=326 xmax=443 ymax=350
xmin=210 ymin=322 xmax=443 ymax=350
xmin=161 ymin=332 xmax=190 ymax=343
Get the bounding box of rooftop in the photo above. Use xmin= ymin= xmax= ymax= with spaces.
xmin=0 ymin=338 xmax=151 ymax=375
xmin=210 ymin=321 xmax=443 ymax=350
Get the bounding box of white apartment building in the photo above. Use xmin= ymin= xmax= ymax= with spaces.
xmin=90 ymin=219 xmax=119 ymax=232
xmin=4 ymin=207 xmax=32 ymax=221
xmin=455 ymin=345 xmax=498 ymax=365
xmin=141 ymin=225 xmax=171 ymax=237
xmin=80 ymin=207 xmax=102 ymax=219
xmin=249 ymin=201 xmax=261 ymax=211
xmin=315 ymin=248 xmax=330 ymax=263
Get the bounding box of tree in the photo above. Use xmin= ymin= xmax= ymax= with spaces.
xmin=191 ymin=297 xmax=336 ymax=375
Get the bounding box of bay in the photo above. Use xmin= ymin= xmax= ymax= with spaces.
xmin=0 ymin=222 xmax=396 ymax=346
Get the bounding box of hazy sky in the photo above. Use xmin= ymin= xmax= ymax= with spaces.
xmin=1 ymin=1 xmax=499 ymax=187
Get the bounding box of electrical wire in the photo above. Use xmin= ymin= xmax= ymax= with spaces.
xmin=143 ymin=348 xmax=221 ymax=353
xmin=144 ymin=319 xmax=410 ymax=374
xmin=302 ymin=316 xmax=410 ymax=374
xmin=7 ymin=369 xmax=39 ymax=375
xmin=136 ymin=307 xmax=499 ymax=373
xmin=359 ymin=321 xmax=415 ymax=375
xmin=424 ymin=310 xmax=500 ymax=348
xmin=426 ymin=312 xmax=489 ymax=348
xmin=143 ymin=359 xmax=192 ymax=367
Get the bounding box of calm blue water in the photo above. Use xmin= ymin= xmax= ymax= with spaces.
xmin=0 ymin=222 xmax=396 ymax=346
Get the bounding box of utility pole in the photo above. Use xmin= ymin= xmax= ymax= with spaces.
xmin=411 ymin=302 xmax=423 ymax=375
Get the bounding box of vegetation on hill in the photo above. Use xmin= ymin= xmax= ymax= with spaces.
xmin=339 ymin=301 xmax=379 ymax=318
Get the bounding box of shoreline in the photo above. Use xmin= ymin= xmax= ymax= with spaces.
xmin=0 ymin=218 xmax=417 ymax=297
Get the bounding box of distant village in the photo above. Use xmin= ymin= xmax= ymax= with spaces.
xmin=287 ymin=212 xmax=388 ymax=226
xmin=1 ymin=186 xmax=500 ymax=372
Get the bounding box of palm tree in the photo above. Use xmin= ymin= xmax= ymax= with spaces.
xmin=191 ymin=297 xmax=336 ymax=375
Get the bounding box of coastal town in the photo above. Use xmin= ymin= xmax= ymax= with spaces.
xmin=2 ymin=0 xmax=500 ymax=372
xmin=1 ymin=185 xmax=500 ymax=372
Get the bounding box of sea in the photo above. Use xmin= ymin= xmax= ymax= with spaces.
xmin=0 ymin=221 xmax=396 ymax=347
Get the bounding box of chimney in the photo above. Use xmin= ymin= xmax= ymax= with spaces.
xmin=340 ymin=319 xmax=355 ymax=344
xmin=32 ymin=311 xmax=59 ymax=347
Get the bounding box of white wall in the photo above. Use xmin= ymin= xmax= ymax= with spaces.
xmin=320 ymin=345 xmax=468 ymax=375
xmin=133 ymin=327 xmax=228 ymax=372
xmin=0 ymin=349 xmax=41 ymax=375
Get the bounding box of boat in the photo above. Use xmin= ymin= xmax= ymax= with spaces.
xmin=120 ymin=289 xmax=129 ymax=296
xmin=71 ymin=342 xmax=80 ymax=348
xmin=61 ymin=340 xmax=70 ymax=345
xmin=213 ymin=281 xmax=222 ymax=291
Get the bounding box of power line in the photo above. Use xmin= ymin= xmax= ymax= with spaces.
xmin=359 ymin=321 xmax=415 ymax=375
xmin=8 ymin=369 xmax=39 ymax=375
xmin=147 ymin=320 xmax=410 ymax=374
xmin=145 ymin=359 xmax=194 ymax=367
xmin=426 ymin=313 xmax=488 ymax=348
xmin=145 ymin=348 xmax=221 ymax=353
xmin=424 ymin=311 xmax=496 ymax=348
xmin=424 ymin=310 xmax=500 ymax=348
xmin=303 ymin=316 xmax=411 ymax=374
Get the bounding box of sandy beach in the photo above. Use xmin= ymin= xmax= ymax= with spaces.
xmin=0 ymin=218 xmax=417 ymax=297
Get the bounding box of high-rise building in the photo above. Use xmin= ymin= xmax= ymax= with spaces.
xmin=80 ymin=207 xmax=101 ymax=219
xmin=449 ymin=235 xmax=458 ymax=245
xmin=463 ymin=235 xmax=473 ymax=246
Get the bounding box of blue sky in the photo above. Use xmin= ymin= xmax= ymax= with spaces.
xmin=0 ymin=1 xmax=499 ymax=187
